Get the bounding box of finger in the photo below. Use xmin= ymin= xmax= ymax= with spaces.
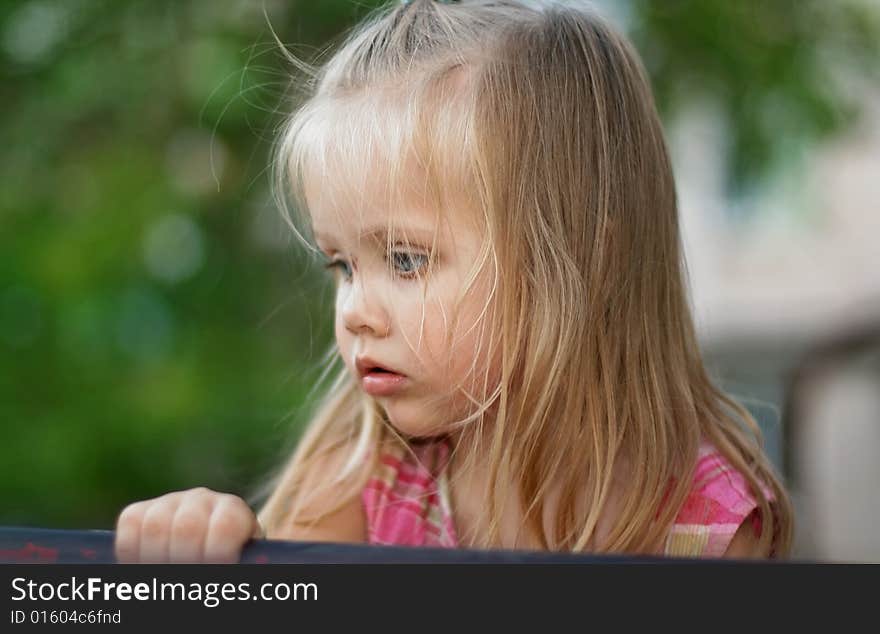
xmin=115 ymin=502 xmax=147 ymax=563
xmin=252 ymin=517 xmax=266 ymax=540
xmin=203 ymin=495 xmax=254 ymax=563
xmin=168 ymin=492 xmax=213 ymax=562
xmin=139 ymin=496 xmax=180 ymax=563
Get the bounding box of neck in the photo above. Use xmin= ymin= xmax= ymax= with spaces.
xmin=445 ymin=422 xmax=633 ymax=551
xmin=445 ymin=420 xmax=542 ymax=549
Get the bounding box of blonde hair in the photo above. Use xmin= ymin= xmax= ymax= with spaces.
xmin=255 ymin=0 xmax=794 ymax=555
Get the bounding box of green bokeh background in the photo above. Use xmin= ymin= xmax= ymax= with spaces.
xmin=1 ymin=0 xmax=878 ymax=530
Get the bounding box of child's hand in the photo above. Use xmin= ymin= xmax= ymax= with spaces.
xmin=114 ymin=487 xmax=262 ymax=563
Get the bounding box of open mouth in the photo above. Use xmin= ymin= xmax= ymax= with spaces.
xmin=355 ymin=356 xmax=405 ymax=382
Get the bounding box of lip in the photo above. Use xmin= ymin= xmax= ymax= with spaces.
xmin=355 ymin=355 xmax=404 ymax=378
xmin=361 ymin=373 xmax=408 ymax=396
xmin=355 ymin=355 xmax=408 ymax=397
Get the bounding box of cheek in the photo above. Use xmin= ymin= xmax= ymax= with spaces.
xmin=449 ymin=281 xmax=500 ymax=394
xmin=386 ymin=291 xmax=450 ymax=366
xmin=420 ymin=301 xmax=453 ymax=364
xmin=334 ymin=312 xmax=345 ymax=347
xmin=451 ymin=319 xmax=499 ymax=395
xmin=416 ymin=264 xmax=493 ymax=368
xmin=333 ymin=297 xmax=353 ymax=364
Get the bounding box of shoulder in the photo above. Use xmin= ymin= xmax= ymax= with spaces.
xmin=666 ymin=440 xmax=775 ymax=558
xmin=269 ymin=439 xmax=368 ymax=544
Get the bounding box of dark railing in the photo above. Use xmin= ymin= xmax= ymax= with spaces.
xmin=0 ymin=526 xmax=683 ymax=564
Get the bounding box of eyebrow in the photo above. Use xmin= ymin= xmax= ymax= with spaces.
xmin=313 ymin=224 xmax=439 ymax=245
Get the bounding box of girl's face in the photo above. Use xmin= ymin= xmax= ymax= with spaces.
xmin=308 ymin=173 xmax=499 ymax=438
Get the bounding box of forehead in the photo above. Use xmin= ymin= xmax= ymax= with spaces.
xmin=307 ymin=158 xmax=448 ymax=246
xmin=294 ymin=89 xmax=483 ymax=248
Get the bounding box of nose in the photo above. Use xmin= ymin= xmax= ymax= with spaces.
xmin=340 ymin=275 xmax=390 ymax=338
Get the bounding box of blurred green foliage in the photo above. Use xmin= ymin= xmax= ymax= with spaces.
xmin=631 ymin=0 xmax=880 ymax=199
xmin=1 ymin=0 xmax=878 ymax=529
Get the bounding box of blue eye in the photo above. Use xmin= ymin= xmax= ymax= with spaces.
xmin=324 ymin=258 xmax=352 ymax=281
xmin=390 ymin=251 xmax=429 ymax=276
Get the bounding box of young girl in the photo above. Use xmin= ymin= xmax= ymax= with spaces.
xmin=114 ymin=0 xmax=793 ymax=562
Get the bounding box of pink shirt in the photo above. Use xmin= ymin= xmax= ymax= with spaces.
xmin=362 ymin=437 xmax=774 ymax=557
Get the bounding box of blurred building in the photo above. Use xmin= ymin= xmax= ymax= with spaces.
xmin=672 ymin=82 xmax=880 ymax=561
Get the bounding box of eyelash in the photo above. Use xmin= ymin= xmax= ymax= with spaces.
xmin=389 ymin=251 xmax=430 ymax=277
xmin=323 ymin=250 xmax=430 ymax=281
xmin=324 ymin=259 xmax=353 ymax=280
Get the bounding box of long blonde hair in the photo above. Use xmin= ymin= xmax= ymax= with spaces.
xmin=255 ymin=0 xmax=793 ymax=555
